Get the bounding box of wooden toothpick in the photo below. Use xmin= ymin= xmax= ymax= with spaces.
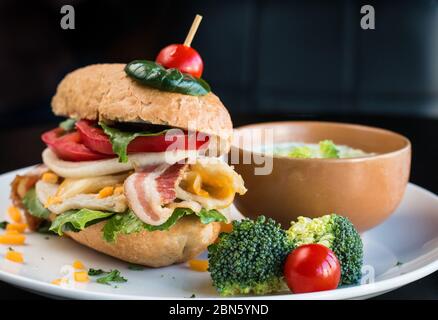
xmin=184 ymin=14 xmax=203 ymax=47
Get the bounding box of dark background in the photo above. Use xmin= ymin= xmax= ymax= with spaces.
xmin=0 ymin=0 xmax=438 ymax=299
xmin=1 ymin=0 xmax=438 ymax=126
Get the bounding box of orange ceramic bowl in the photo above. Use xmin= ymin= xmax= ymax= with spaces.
xmin=231 ymin=121 xmax=411 ymax=231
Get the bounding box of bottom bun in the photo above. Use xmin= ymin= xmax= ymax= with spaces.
xmin=65 ymin=216 xmax=221 ymax=267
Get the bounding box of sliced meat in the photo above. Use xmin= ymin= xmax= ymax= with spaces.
xmin=48 ymin=194 xmax=128 ymax=214
xmin=35 ymin=177 xmax=128 ymax=214
xmin=124 ymin=163 xmax=187 ymax=225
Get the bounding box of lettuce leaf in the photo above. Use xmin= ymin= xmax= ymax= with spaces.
xmin=288 ymin=146 xmax=313 ymax=159
xmin=99 ymin=122 xmax=168 ymax=163
xmin=48 ymin=205 xmax=226 ymax=242
xmin=49 ymin=208 xmax=115 ymax=236
xmin=22 ymin=188 xmax=51 ymax=219
xmin=103 ymin=208 xmax=227 ymax=242
xmin=59 ymin=118 xmax=77 ymax=132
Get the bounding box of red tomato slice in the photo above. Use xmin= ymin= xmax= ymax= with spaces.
xmin=283 ymin=244 xmax=341 ymax=294
xmin=75 ymin=120 xmax=209 ymax=155
xmin=41 ymin=128 xmax=111 ymax=161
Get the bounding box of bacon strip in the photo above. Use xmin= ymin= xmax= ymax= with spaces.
xmin=124 ymin=163 xmax=187 ymax=225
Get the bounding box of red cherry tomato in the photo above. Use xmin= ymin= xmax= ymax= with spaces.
xmin=283 ymin=244 xmax=341 ymax=294
xmin=41 ymin=128 xmax=111 ymax=161
xmin=156 ymin=44 xmax=204 ymax=78
xmin=75 ymin=120 xmax=209 ymax=155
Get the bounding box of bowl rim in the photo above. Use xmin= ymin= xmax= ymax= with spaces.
xmin=232 ymin=120 xmax=411 ymax=163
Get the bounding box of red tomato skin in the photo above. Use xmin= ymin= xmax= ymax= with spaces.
xmin=75 ymin=120 xmax=209 ymax=155
xmin=75 ymin=121 xmax=114 ymax=155
xmin=156 ymin=44 xmax=204 ymax=78
xmin=41 ymin=128 xmax=111 ymax=161
xmin=284 ymin=244 xmax=341 ymax=294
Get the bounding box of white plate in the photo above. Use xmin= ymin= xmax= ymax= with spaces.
xmin=0 ymin=167 xmax=437 ymax=300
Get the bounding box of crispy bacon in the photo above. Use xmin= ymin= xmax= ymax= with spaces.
xmin=10 ymin=165 xmax=48 ymax=230
xmin=124 ymin=163 xmax=187 ymax=225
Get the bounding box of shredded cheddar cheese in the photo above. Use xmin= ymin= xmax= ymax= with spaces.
xmin=73 ymin=259 xmax=85 ymax=270
xmin=5 ymin=250 xmax=23 ymax=263
xmin=6 ymin=223 xmax=27 ymax=233
xmin=98 ymin=186 xmax=114 ymax=199
xmin=45 ymin=196 xmax=62 ymax=208
xmin=7 ymin=206 xmax=22 ymax=223
xmin=0 ymin=233 xmax=25 ymax=245
xmin=51 ymin=278 xmax=63 ymax=285
xmin=220 ymin=222 xmax=233 ymax=234
xmin=113 ymin=185 xmax=124 ymax=195
xmin=42 ymin=172 xmax=59 ymax=184
xmin=74 ymin=271 xmax=89 ymax=283
xmin=188 ymin=259 xmax=209 ymax=272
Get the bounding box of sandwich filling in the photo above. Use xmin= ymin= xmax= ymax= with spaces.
xmin=12 ymin=120 xmax=246 ymax=242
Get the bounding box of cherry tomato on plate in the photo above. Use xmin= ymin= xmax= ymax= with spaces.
xmin=75 ymin=120 xmax=209 ymax=155
xmin=156 ymin=44 xmax=204 ymax=78
xmin=41 ymin=128 xmax=110 ymax=161
xmin=283 ymin=243 xmax=341 ymax=294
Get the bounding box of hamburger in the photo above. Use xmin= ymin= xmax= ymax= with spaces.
xmin=10 ymin=63 xmax=246 ymax=267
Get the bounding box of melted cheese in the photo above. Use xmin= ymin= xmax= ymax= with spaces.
xmin=176 ymin=157 xmax=246 ymax=209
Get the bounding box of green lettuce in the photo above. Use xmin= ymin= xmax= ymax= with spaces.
xmin=48 ymin=206 xmax=226 ymax=242
xmin=103 ymin=208 xmax=227 ymax=242
xmin=22 ymin=188 xmax=51 ymax=219
xmin=99 ymin=122 xmax=168 ymax=163
xmin=288 ymin=146 xmax=313 ymax=159
xmin=49 ymin=208 xmax=115 ymax=236
xmin=59 ymin=118 xmax=77 ymax=132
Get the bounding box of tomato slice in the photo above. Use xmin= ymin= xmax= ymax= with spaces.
xmin=75 ymin=120 xmax=209 ymax=155
xmin=41 ymin=128 xmax=111 ymax=161
xmin=283 ymin=244 xmax=341 ymax=294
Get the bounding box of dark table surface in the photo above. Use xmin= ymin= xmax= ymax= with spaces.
xmin=0 ymin=113 xmax=437 ymax=300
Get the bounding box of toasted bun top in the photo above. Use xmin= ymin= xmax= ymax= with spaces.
xmin=51 ymin=64 xmax=233 ymax=150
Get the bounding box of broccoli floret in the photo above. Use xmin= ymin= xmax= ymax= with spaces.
xmin=287 ymin=214 xmax=363 ymax=285
xmin=208 ymin=216 xmax=293 ymax=296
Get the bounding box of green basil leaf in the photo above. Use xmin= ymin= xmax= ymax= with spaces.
xmin=59 ymin=118 xmax=77 ymax=132
xmin=103 ymin=208 xmax=226 ymax=243
xmin=99 ymin=122 xmax=168 ymax=163
xmin=125 ymin=60 xmax=211 ymax=96
xmin=49 ymin=208 xmax=116 ymax=236
xmin=22 ymin=188 xmax=51 ymax=219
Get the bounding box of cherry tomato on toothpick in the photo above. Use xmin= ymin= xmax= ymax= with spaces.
xmin=156 ymin=44 xmax=204 ymax=78
xmin=283 ymin=244 xmax=341 ymax=294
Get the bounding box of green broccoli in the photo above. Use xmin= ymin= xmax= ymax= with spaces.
xmin=208 ymin=216 xmax=293 ymax=296
xmin=287 ymin=214 xmax=363 ymax=285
